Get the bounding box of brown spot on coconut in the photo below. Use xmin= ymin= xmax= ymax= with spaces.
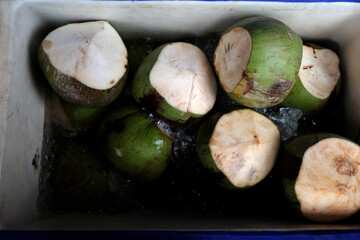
xmin=43 ymin=40 xmax=52 ymax=50
xmin=333 ymin=157 xmax=355 ymax=176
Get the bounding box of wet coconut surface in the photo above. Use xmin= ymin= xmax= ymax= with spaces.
xmin=37 ymin=34 xmax=350 ymax=221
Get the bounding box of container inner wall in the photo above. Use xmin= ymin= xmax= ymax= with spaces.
xmin=1 ymin=0 xmax=360 ymax=230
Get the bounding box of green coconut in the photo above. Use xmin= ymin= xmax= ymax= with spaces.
xmin=49 ymin=91 xmax=107 ymax=135
xmin=38 ymin=21 xmax=128 ymax=107
xmin=97 ymin=105 xmax=173 ymax=182
xmin=282 ymin=133 xmax=360 ymax=222
xmin=196 ymin=109 xmax=281 ymax=189
xmin=195 ymin=110 xmax=234 ymax=189
xmin=213 ymin=17 xmax=303 ymax=108
xmin=63 ymin=101 xmax=107 ymax=133
xmin=132 ymin=42 xmax=217 ymax=124
xmin=281 ymin=44 xmax=341 ymax=115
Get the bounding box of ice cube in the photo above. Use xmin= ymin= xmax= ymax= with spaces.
xmin=255 ymin=107 xmax=303 ymax=141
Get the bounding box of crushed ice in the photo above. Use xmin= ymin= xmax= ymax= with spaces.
xmin=255 ymin=107 xmax=303 ymax=141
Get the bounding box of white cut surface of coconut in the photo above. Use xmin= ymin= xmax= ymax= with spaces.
xmin=295 ymin=138 xmax=360 ymax=222
xmin=299 ymin=45 xmax=340 ymax=99
xmin=209 ymin=109 xmax=280 ymax=188
xmin=149 ymin=42 xmax=216 ymax=115
xmin=214 ymin=27 xmax=252 ymax=93
xmin=42 ymin=21 xmax=127 ymax=90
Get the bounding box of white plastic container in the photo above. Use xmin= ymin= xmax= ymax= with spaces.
xmin=1 ymin=0 xmax=360 ymax=230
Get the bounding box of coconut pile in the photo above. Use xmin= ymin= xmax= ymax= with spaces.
xmin=38 ymin=18 xmax=359 ymax=223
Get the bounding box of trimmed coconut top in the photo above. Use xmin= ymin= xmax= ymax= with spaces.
xmin=295 ymin=138 xmax=360 ymax=222
xmin=214 ymin=27 xmax=252 ymax=93
xmin=149 ymin=42 xmax=217 ymax=115
xmin=299 ymin=45 xmax=340 ymax=99
xmin=209 ymin=109 xmax=280 ymax=188
xmin=42 ymin=21 xmax=128 ymax=90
